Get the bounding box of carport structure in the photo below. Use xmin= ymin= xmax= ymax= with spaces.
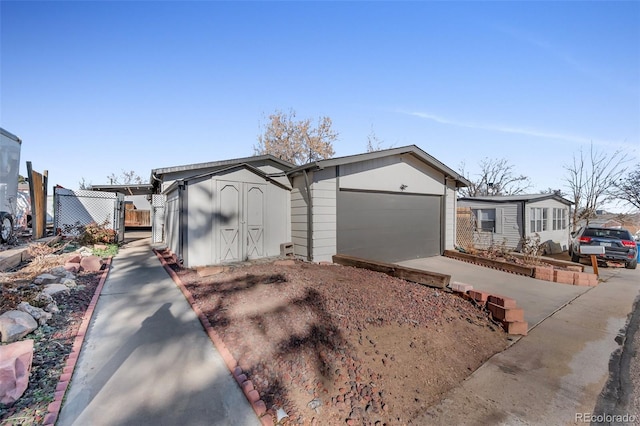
xmin=287 ymin=145 xmax=470 ymax=263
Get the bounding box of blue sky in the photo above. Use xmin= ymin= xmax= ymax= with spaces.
xmin=1 ymin=1 xmax=638 ymax=204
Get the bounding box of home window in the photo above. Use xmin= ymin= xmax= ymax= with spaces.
xmin=530 ymin=208 xmax=548 ymax=232
xmin=552 ymin=208 xmax=567 ymax=230
xmin=473 ymin=208 xmax=496 ymax=232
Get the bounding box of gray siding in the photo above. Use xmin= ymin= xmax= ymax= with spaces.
xmin=311 ymin=168 xmax=337 ymax=262
xmin=290 ymin=175 xmax=309 ymax=258
xmin=457 ymin=200 xmax=522 ymax=249
xmin=164 ymin=189 xmax=180 ymax=260
xmin=169 ymin=167 xmax=291 ymax=268
xmin=445 ymin=182 xmax=456 ymax=250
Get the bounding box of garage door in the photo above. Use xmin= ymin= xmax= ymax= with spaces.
xmin=337 ymin=190 xmax=441 ymax=262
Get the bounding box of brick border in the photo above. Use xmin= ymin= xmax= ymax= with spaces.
xmin=43 ymin=258 xmax=113 ymax=426
xmin=153 ymin=249 xmax=274 ymax=426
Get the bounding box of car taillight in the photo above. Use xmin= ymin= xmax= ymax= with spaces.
xmin=579 ymin=236 xmax=591 ymax=243
xmin=621 ymin=240 xmax=636 ymax=248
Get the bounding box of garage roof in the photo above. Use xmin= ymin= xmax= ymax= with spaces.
xmin=287 ymin=145 xmax=470 ymax=187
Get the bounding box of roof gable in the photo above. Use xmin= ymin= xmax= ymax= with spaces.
xmin=286 ymin=145 xmax=470 ymax=187
xmin=162 ymin=163 xmax=291 ymax=194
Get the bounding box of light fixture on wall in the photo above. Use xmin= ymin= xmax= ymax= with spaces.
xmin=400 ymin=184 xmax=408 ymax=191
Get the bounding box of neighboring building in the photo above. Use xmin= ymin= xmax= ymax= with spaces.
xmin=286 ymin=145 xmax=469 ymax=263
xmin=149 ymin=145 xmax=469 ymax=267
xmin=458 ymin=194 xmax=573 ymax=252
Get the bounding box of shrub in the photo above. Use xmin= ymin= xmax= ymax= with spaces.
xmin=80 ymin=220 xmax=116 ymax=245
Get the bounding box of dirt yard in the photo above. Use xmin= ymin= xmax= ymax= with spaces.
xmin=167 ymin=256 xmax=509 ymax=425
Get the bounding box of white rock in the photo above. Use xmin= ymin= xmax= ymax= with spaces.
xmin=0 ymin=311 xmax=38 ymax=343
xmin=42 ymin=283 xmax=70 ymax=296
xmin=17 ymin=302 xmax=52 ymax=326
xmin=61 ymin=278 xmax=77 ymax=288
xmin=45 ymin=302 xmax=60 ymax=314
xmin=34 ymin=274 xmax=59 ymax=285
xmin=48 ymin=266 xmax=68 ymax=277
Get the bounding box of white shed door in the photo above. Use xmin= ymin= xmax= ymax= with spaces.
xmin=246 ymin=185 xmax=265 ymax=259
xmin=216 ymin=181 xmax=266 ymax=263
xmin=218 ymin=182 xmax=241 ymax=262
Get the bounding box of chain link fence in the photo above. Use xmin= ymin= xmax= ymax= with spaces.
xmin=54 ymin=188 xmax=125 ymax=242
xmin=151 ymin=194 xmax=165 ymax=243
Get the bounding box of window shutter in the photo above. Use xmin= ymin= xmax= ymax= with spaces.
xmin=495 ymin=208 xmax=503 ymax=234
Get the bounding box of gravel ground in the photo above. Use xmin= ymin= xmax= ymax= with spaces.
xmin=167 ymin=254 xmax=509 ymax=425
xmin=0 ymin=260 xmax=102 ymax=425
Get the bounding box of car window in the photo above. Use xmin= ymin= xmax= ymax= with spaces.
xmin=583 ymin=228 xmax=632 ymax=239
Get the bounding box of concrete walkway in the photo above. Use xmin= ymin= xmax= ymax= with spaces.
xmin=401 ymin=257 xmax=640 ymax=425
xmin=57 ymin=237 xmax=260 ymax=426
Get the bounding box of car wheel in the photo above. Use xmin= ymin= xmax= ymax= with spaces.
xmin=571 ymin=249 xmax=580 ymax=263
xmin=626 ymin=260 xmax=638 ymax=270
xmin=0 ymin=213 xmax=13 ymax=243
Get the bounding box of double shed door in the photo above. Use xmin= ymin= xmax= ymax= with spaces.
xmin=217 ymin=180 xmax=266 ymax=263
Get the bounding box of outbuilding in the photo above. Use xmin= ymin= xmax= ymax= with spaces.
xmin=287 ymin=145 xmax=470 ymax=263
xmin=155 ymin=156 xmax=293 ymax=267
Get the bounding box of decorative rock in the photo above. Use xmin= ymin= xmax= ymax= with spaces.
xmin=43 ymin=283 xmax=70 ymax=296
xmin=49 ymin=266 xmax=69 ymax=277
xmin=67 ymin=254 xmax=82 ymax=264
xmin=80 ymin=255 xmax=103 ymax=272
xmin=33 ymin=274 xmax=59 ymax=285
xmin=45 ymin=303 xmax=60 ymax=314
xmin=0 ymin=311 xmax=38 ymax=343
xmin=93 ymin=244 xmax=108 ymax=251
xmin=34 ymin=292 xmax=54 ymax=306
xmin=61 ymin=278 xmax=77 ymax=288
xmin=64 ymin=262 xmax=81 ymax=273
xmin=17 ymin=302 xmax=52 ymax=325
xmin=0 ymin=339 xmax=34 ymax=405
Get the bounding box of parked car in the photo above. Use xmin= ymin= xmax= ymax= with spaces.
xmin=569 ymin=226 xmax=638 ymax=269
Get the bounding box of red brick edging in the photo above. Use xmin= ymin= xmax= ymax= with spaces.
xmin=43 ymin=258 xmax=113 ymax=426
xmin=152 ymin=249 xmax=274 ymax=426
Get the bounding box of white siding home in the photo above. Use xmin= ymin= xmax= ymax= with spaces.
xmin=458 ymin=194 xmax=573 ymax=252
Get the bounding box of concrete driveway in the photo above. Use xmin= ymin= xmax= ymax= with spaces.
xmin=399 ymin=256 xmax=596 ymax=328
xmin=399 ymin=256 xmax=640 ymax=424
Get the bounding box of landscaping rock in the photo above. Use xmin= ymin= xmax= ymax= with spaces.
xmin=61 ymin=278 xmax=77 ymax=288
xmin=17 ymin=302 xmax=53 ymax=326
xmin=66 ymin=254 xmax=82 ymax=264
xmin=80 ymin=255 xmax=103 ymax=272
xmin=0 ymin=339 xmax=34 ymax=406
xmin=0 ymin=311 xmax=38 ymax=343
xmin=49 ymin=266 xmax=75 ymax=278
xmin=33 ymin=274 xmax=59 ymax=285
xmin=42 ymin=283 xmax=70 ymax=296
xmin=33 ymin=292 xmax=54 ymax=306
xmin=64 ymin=262 xmax=81 ymax=273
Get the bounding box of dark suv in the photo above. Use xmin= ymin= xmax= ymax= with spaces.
xmin=569 ymin=226 xmax=638 ymax=269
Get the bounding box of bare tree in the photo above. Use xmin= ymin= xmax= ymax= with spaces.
xmin=539 ymin=188 xmax=565 ymax=196
xmin=78 ymin=177 xmax=90 ymax=190
xmin=563 ymin=144 xmax=628 ymax=230
xmin=107 ymin=170 xmax=145 ymax=185
xmin=458 ymin=158 xmax=531 ymax=197
xmin=610 ymin=166 xmax=640 ymax=210
xmin=366 ymin=126 xmax=384 ymax=152
xmin=255 ymin=109 xmax=337 ymax=165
